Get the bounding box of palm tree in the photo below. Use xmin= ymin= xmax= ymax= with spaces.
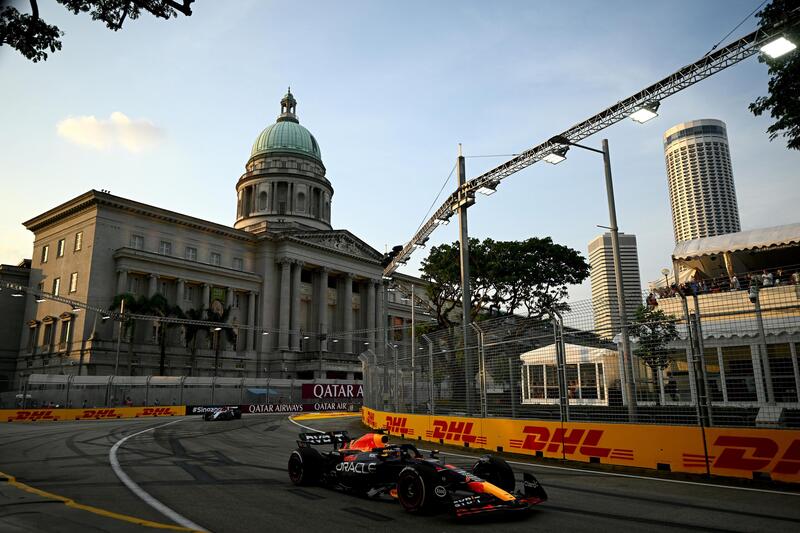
xmin=147 ymin=294 xmax=183 ymax=376
xmin=206 ymin=306 xmax=236 ymax=377
xmin=181 ymin=306 xmax=206 ymax=376
xmin=111 ymin=293 xmax=182 ymax=376
xmin=111 ymin=293 xmax=152 ymax=375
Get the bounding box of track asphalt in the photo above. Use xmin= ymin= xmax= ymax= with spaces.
xmin=1 ymin=414 xmax=799 ymax=532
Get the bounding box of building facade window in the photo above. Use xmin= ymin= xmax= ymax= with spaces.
xmin=52 ymin=277 xmax=61 ymax=296
xmin=185 ymin=246 xmax=197 ymax=261
xmin=41 ymin=245 xmax=49 ymax=263
xmin=159 ymin=240 xmax=172 ymax=255
xmin=233 ymin=257 xmax=243 ymax=271
xmin=211 ymin=252 xmax=221 ymax=266
xmin=42 ymin=323 xmax=53 ymax=350
xmin=186 ymin=285 xmax=194 ymax=302
xmin=27 ymin=325 xmax=38 ymax=354
xmin=74 ymin=231 xmax=83 ymax=251
xmin=130 ymin=234 xmax=144 ymax=250
xmin=57 ymin=239 xmax=65 ymax=257
xmin=69 ymin=272 xmax=78 ymax=293
xmin=59 ymin=319 xmax=72 ymax=351
xmin=233 ymin=293 xmax=240 ymax=309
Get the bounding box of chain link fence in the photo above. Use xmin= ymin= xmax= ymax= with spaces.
xmin=363 ymin=279 xmax=800 ymax=429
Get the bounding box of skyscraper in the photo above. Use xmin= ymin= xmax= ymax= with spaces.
xmin=663 ymin=119 xmax=741 ymax=243
xmin=589 ymin=233 xmax=642 ymax=339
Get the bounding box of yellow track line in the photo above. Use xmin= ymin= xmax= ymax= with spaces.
xmin=291 ymin=411 xmax=360 ymax=421
xmin=0 ymin=470 xmax=200 ymax=531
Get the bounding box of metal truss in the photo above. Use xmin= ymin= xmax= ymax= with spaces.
xmin=384 ymin=16 xmax=799 ymax=276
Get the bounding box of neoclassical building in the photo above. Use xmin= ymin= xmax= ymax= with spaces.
xmin=12 ymin=91 xmax=422 ymax=384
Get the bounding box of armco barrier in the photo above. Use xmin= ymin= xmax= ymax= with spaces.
xmin=361 ymin=407 xmax=800 ymax=484
xmin=1 ymin=406 xmax=185 ymax=422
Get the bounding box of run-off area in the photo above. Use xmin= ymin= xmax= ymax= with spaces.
xmin=0 ymin=415 xmax=798 ymax=532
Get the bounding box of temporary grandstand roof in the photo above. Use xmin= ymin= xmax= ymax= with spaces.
xmin=672 ymin=223 xmax=800 ymax=260
xmin=519 ymin=343 xmax=617 ymax=364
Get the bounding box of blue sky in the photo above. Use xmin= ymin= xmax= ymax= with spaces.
xmin=1 ymin=0 xmax=797 ymax=301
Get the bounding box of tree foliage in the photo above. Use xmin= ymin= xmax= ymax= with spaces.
xmin=0 ymin=0 xmax=193 ymax=62
xmin=420 ymin=237 xmax=589 ymax=328
xmin=749 ymin=0 xmax=800 ymax=150
xmin=628 ymin=305 xmax=679 ymax=371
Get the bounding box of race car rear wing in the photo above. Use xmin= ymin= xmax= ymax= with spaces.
xmin=297 ymin=431 xmax=350 ymax=448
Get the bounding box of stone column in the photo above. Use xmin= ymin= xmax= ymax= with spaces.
xmin=202 ymin=284 xmax=210 ymax=309
xmin=148 ymin=274 xmax=158 ymax=297
xmin=290 ymin=261 xmax=303 ymax=351
xmin=175 ymin=279 xmax=185 ymax=310
xmin=247 ymin=291 xmax=256 ymax=352
xmin=343 ymin=273 xmax=354 ymax=354
xmin=318 ymin=268 xmax=329 ymax=352
xmin=367 ymin=280 xmax=376 ymax=351
xmin=278 ymin=259 xmax=291 ymax=351
xmin=116 ymin=269 xmax=128 ymax=295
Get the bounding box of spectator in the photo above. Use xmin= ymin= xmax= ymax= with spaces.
xmin=763 ymin=269 xmax=774 ymax=287
xmin=776 ymin=269 xmax=784 ymax=286
xmin=81 ymin=399 xmax=88 ymax=408
xmin=646 ymin=292 xmax=658 ymax=308
xmin=730 ymin=274 xmax=740 ymax=291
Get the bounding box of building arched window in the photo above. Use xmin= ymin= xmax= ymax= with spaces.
xmin=297 ymin=192 xmax=306 ymax=212
xmin=258 ymin=191 xmax=267 ymax=211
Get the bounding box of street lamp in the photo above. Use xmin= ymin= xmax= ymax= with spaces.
xmin=661 ymin=267 xmax=671 ymax=289
xmin=543 ymin=147 xmax=568 ymax=164
xmin=549 ymin=134 xmax=637 ymax=419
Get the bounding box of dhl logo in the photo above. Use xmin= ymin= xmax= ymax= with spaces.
xmin=137 ymin=407 xmax=176 ymax=417
xmin=78 ymin=409 xmax=121 ymax=419
xmin=683 ymin=436 xmax=800 ymax=474
xmin=509 ymin=426 xmax=633 ymax=460
xmin=364 ymin=410 xmax=376 ymax=427
xmin=6 ymin=410 xmax=58 ymax=422
xmin=425 ymin=420 xmax=487 ymax=445
xmin=385 ymin=416 xmax=414 ymax=436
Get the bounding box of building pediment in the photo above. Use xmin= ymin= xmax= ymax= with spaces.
xmin=289 ymin=231 xmax=382 ymax=262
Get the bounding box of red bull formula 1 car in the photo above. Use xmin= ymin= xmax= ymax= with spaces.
xmin=287 ymin=430 xmax=547 ymax=519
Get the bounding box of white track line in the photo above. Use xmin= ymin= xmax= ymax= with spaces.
xmin=290 ymin=416 xmax=800 ymax=497
xmin=287 ymin=416 xmax=324 ymax=433
xmin=109 ymin=419 xmax=210 ymax=532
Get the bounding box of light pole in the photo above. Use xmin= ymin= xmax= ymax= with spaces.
xmin=549 ymin=135 xmax=637 ymax=419
xmin=661 ymin=268 xmax=671 ymax=290
xmin=113 ymin=298 xmax=125 ymax=376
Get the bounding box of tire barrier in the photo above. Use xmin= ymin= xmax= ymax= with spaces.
xmin=361 ymin=407 xmax=800 ymax=484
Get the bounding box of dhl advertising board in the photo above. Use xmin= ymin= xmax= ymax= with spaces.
xmin=361 ymin=407 xmax=800 ymax=483
xmin=1 ymin=406 xmax=185 ymax=422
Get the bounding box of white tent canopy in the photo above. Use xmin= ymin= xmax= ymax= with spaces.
xmin=672 ymin=223 xmax=800 ymax=260
xmin=519 ymin=343 xmax=617 ymax=364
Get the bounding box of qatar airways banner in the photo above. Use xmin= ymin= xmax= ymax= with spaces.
xmin=186 ymin=402 xmax=357 ymax=416
xmin=302 ymin=383 xmax=364 ymax=399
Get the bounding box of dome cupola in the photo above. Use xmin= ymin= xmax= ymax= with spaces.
xmin=235 ymin=89 xmax=333 ymax=233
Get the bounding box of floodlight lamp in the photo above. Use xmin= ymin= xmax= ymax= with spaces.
xmin=213 ymin=326 xmax=222 ymax=331
xmin=71 ymin=306 xmax=81 ymax=312
xmin=476 ymin=181 xmax=499 ymax=196
xmin=102 ymin=315 xmax=111 ymax=321
xmin=11 ymin=292 xmax=24 ymax=298
xmin=434 ymin=216 xmax=450 ymax=226
xmin=760 ymin=36 xmax=796 ymax=58
xmin=303 ymin=336 xmax=310 ymax=340
xmin=262 ymin=331 xmax=269 ymax=335
xmin=630 ymin=102 xmax=660 ymax=124
xmin=36 ymin=297 xmax=46 ymax=303
xmin=543 ymin=148 xmax=568 ymax=165
xmin=332 ymin=339 xmax=339 ymax=343
xmin=364 ymin=342 xmax=369 ymax=345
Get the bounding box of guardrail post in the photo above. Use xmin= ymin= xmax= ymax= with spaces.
xmin=65 ymin=375 xmax=72 ymax=408
xmin=240 ymin=377 xmax=245 ymax=405
xmin=179 ymin=376 xmax=185 ymax=405
xmin=211 ymin=376 xmax=216 ymax=404
xmin=508 ymin=357 xmax=516 ymax=418
xmin=692 ymin=295 xmax=714 ymax=426
xmin=423 ymin=334 xmax=434 ymax=415
xmin=145 ymin=375 xmax=151 ymax=406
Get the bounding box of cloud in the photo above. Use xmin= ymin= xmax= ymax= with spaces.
xmin=56 ymin=112 xmax=164 ymax=152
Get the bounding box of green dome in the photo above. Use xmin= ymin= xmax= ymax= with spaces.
xmin=250 ymin=89 xmax=321 ymax=162
xmin=250 ymin=121 xmax=321 ymax=161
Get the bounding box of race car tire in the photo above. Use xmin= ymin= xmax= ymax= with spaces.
xmin=471 ymin=455 xmax=516 ymax=494
xmin=288 ymin=447 xmax=323 ymax=486
xmin=397 ymin=465 xmax=440 ymax=514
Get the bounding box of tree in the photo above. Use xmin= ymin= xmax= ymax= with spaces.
xmin=181 ymin=306 xmax=205 ymax=376
xmin=628 ymin=305 xmax=679 ymax=374
xmin=420 ymin=237 xmax=589 ymax=328
xmin=1 ymin=0 xmax=194 ymax=62
xmin=206 ymin=305 xmax=236 ymax=377
xmin=749 ymin=0 xmax=800 ymax=150
xmin=146 ymin=293 xmax=183 ymax=376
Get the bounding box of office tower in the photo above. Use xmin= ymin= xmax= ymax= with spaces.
xmin=589 ymin=232 xmax=642 ymax=338
xmin=663 ymin=119 xmax=741 ymax=243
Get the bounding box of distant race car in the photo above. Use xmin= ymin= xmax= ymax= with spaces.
xmin=287 ymin=430 xmax=547 ymax=519
xmin=202 ymin=406 xmax=242 ymax=421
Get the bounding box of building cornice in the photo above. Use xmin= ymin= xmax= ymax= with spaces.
xmin=113 ymin=247 xmax=262 ymax=284
xmin=24 ymin=190 xmax=256 ymax=242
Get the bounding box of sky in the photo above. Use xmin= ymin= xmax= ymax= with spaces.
xmin=1 ymin=0 xmax=797 ymax=302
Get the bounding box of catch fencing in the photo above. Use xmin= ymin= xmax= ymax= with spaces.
xmin=363 ymin=281 xmax=800 ymax=430
xmin=1 ymin=374 xmax=363 ymax=410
